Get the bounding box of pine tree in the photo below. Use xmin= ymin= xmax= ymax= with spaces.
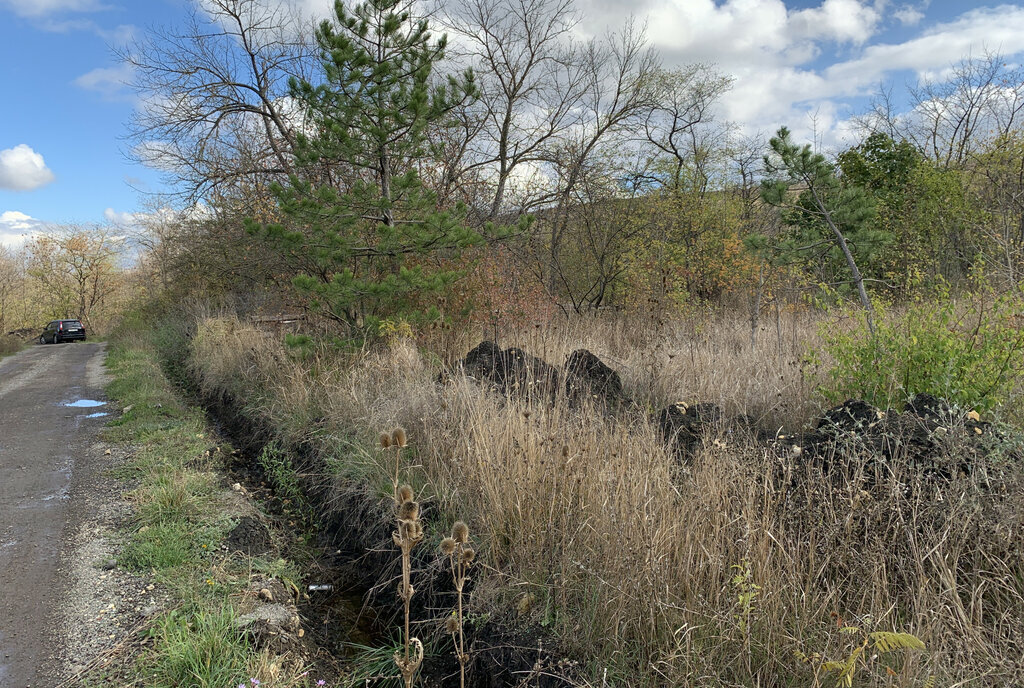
xmin=761 ymin=127 xmax=880 ymax=334
xmin=251 ymin=0 xmax=484 ymax=334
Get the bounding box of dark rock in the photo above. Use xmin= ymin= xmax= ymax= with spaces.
xmin=462 ymin=340 xmax=502 ymax=378
xmin=564 ymin=349 xmax=624 ymax=405
xmin=872 ymin=412 xmax=941 ymax=462
xmin=501 ymin=347 xmax=560 ymax=394
xmin=5 ymin=327 xmax=36 ymax=340
xmin=458 ymin=341 xmax=560 ymax=398
xmin=788 ymin=397 xmax=988 ymax=482
xmin=816 ymin=399 xmax=883 ymax=435
xmin=687 ymin=402 xmax=723 ymax=424
xmin=905 ymin=393 xmax=953 ymax=421
xmin=657 ymin=402 xmax=723 ymax=454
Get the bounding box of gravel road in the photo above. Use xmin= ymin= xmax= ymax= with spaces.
xmin=0 ymin=342 xmax=111 ymax=687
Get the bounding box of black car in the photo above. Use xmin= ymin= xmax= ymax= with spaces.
xmin=39 ymin=319 xmax=87 ymax=344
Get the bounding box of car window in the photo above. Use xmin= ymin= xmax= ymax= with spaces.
xmin=62 ymin=320 xmax=83 ymax=327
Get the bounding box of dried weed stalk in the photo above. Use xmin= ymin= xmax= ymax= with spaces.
xmin=383 ymin=426 xmax=423 ymax=687
xmin=441 ymin=521 xmax=475 ymax=688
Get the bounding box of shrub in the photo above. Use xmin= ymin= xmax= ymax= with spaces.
xmin=817 ymin=290 xmax=1024 ymax=412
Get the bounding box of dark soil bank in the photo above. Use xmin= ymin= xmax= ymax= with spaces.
xmin=200 ymin=386 xmax=575 ymax=687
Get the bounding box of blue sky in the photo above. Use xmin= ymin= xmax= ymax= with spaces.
xmin=0 ymin=0 xmax=187 ymax=245
xmin=2 ymin=0 xmax=1024 ymax=247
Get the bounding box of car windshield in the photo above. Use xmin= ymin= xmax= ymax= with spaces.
xmin=61 ymin=320 xmax=83 ymax=327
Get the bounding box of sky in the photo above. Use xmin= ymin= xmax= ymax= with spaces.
xmin=2 ymin=0 xmax=1024 ymax=247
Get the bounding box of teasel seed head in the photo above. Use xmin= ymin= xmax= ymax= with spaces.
xmin=379 ymin=432 xmax=392 ymax=449
xmin=461 ymin=547 xmax=476 ymax=564
xmin=452 ymin=521 xmax=469 ymax=544
xmin=399 ymin=519 xmax=414 ymax=540
xmin=444 ymin=615 xmax=460 ymax=634
xmin=391 ymin=427 xmax=408 ymax=448
xmin=398 ymin=484 xmax=414 ymax=503
xmin=409 ymin=520 xmax=424 ymax=541
xmin=398 ymin=500 xmax=419 ymax=521
xmin=440 ymin=537 xmax=457 ymax=556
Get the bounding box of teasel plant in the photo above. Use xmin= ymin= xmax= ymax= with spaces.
xmin=380 ymin=426 xmax=408 ymax=503
xmin=393 ymin=480 xmax=424 ymax=688
xmin=440 ymin=521 xmax=475 ymax=688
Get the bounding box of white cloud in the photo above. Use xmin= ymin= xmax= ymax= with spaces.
xmin=103 ymin=207 xmax=141 ymax=226
xmin=1 ymin=0 xmax=108 ymax=18
xmin=825 ymin=7 xmax=1024 ymax=88
xmin=0 ymin=145 xmax=56 ymax=192
xmin=894 ymin=5 xmax=925 ymax=26
xmin=75 ymin=63 xmax=135 ymax=101
xmin=0 ymin=211 xmax=44 ymax=248
xmin=790 ymin=0 xmax=883 ymax=45
xmin=36 ymin=18 xmax=137 ymax=44
xmin=564 ymin=1 xmax=1024 ymax=147
xmin=0 ymin=211 xmax=36 ymax=231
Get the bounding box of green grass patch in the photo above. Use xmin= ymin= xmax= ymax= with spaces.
xmin=100 ymin=332 xmax=312 ymax=686
xmin=143 ymin=604 xmax=251 ymax=688
xmin=119 ymin=523 xmax=196 ymax=571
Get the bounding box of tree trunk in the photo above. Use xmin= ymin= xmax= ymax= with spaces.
xmin=809 ymin=185 xmax=876 ymax=336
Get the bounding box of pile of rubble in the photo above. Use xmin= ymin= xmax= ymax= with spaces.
xmin=453 ymin=341 xmax=1006 ymax=477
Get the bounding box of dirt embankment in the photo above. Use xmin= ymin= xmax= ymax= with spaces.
xmin=196 ymin=361 xmax=579 ymax=687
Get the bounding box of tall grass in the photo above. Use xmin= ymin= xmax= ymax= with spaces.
xmin=185 ymin=311 xmax=1024 ymax=686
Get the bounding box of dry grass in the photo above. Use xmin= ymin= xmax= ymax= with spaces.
xmin=185 ymin=311 xmax=1024 ymax=687
xmin=0 ymin=333 xmax=23 ymax=358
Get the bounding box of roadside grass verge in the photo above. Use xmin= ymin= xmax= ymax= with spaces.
xmin=102 ymin=335 xmax=318 ymax=688
xmin=0 ymin=333 xmax=24 ymax=358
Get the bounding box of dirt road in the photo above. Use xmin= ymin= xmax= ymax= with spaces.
xmin=0 ymin=342 xmax=110 ymax=687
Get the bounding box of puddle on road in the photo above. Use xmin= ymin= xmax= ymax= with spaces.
xmin=83 ymin=412 xmax=108 ymax=418
xmin=40 ymin=488 xmax=69 ymax=502
xmin=63 ymin=399 xmax=105 ymax=408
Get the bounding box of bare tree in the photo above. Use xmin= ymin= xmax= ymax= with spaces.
xmin=728 ymin=133 xmax=784 ymax=348
xmin=544 ymin=150 xmax=648 ymax=312
xmin=976 ymin=133 xmax=1024 ymax=288
xmin=861 ymin=52 xmax=1024 ymax=169
xmin=641 ymin=64 xmax=733 ymax=194
xmin=540 ymin=20 xmax=659 ymax=300
xmin=26 ymin=227 xmax=123 ymax=329
xmin=439 ymin=0 xmax=585 ymax=218
xmin=851 ymin=82 xmax=903 ymax=141
xmin=0 ymin=246 xmax=26 ymax=333
xmin=121 ymin=0 xmax=315 ymax=202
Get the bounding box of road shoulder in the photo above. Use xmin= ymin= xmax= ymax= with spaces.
xmin=48 ymin=336 xmax=325 ymax=686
